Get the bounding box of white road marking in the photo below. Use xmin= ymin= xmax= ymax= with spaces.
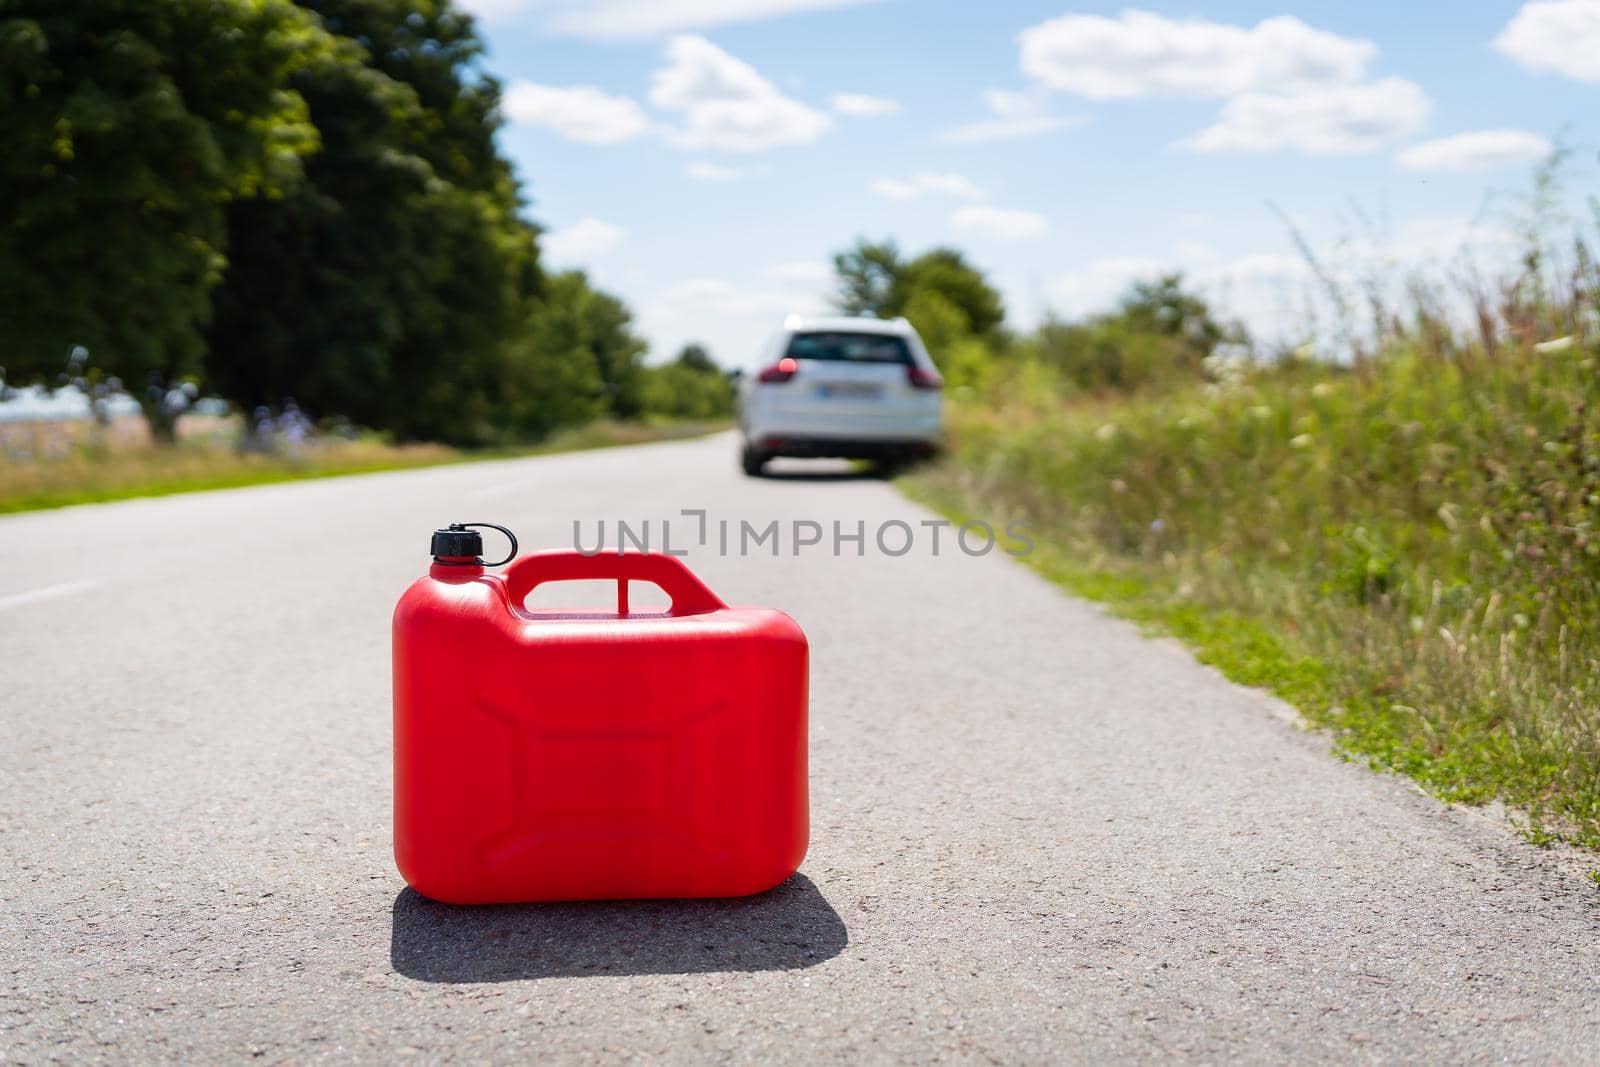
xmin=0 ymin=579 xmax=100 ymax=612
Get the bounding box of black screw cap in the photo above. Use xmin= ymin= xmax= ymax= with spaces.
xmin=431 ymin=523 xmax=482 ymax=560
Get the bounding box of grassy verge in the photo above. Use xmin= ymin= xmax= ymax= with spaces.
xmin=0 ymin=418 xmax=727 ymax=515
xmin=907 ymin=344 xmax=1600 ymax=850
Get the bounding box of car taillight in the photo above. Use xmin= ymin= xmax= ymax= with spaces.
xmin=758 ymin=357 xmax=798 ymax=383
xmin=907 ymin=364 xmax=942 ymax=390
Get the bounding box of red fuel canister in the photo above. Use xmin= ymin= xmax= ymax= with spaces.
xmin=393 ymin=524 xmax=809 ymax=905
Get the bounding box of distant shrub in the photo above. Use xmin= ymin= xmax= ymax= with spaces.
xmin=638 ymin=344 xmax=735 ymax=420
xmin=1020 ymin=274 xmax=1235 ymax=394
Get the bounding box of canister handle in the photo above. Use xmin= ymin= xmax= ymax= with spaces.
xmin=502 ymin=550 xmax=728 ymax=617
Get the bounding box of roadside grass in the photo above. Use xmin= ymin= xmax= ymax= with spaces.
xmin=0 ymin=418 xmax=728 ymax=514
xmin=907 ymin=341 xmax=1600 ymax=850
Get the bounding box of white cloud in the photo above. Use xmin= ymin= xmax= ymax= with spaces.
xmin=456 ymin=0 xmax=538 ymax=21
xmin=1493 ymin=0 xmax=1600 ymax=82
xmin=830 ymin=92 xmax=903 ymax=117
xmin=870 ymin=172 xmax=983 ymax=201
xmin=542 ymin=218 xmax=628 ymax=263
xmin=654 ymin=277 xmax=744 ymax=305
xmin=532 ymin=0 xmax=881 ymax=39
xmin=1015 ymin=10 xmax=1423 ymax=160
xmin=943 ymin=115 xmax=1079 ymax=143
xmin=1183 ymin=78 xmax=1431 ymax=155
xmin=951 ymin=205 xmax=1049 ymax=241
xmin=504 ymin=38 xmax=833 ymax=154
xmin=461 ymin=0 xmax=880 ymax=36
xmin=648 ymin=35 xmax=778 ymax=111
xmin=1212 ymin=251 xmax=1311 ymax=282
xmin=1018 ymin=10 xmax=1375 ymax=99
xmin=502 ymin=82 xmax=650 ymax=144
xmin=639 ymin=272 xmax=830 ymax=367
xmin=649 ymin=35 xmax=832 ymax=152
xmin=1397 ymin=129 xmax=1553 ymax=171
xmin=686 ymin=160 xmax=749 ymax=181
xmin=868 ymin=178 xmax=919 ymax=201
xmin=914 ymin=173 xmax=983 ymax=198
xmin=984 ymin=88 xmax=1039 ymax=117
xmin=941 ymin=88 xmax=1080 ymax=143
xmin=1352 ymin=216 xmax=1519 ymax=268
xmin=766 ymin=261 xmax=833 ymax=284
xmin=1047 ymin=256 xmax=1168 ymax=314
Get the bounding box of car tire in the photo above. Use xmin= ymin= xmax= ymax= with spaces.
xmin=871 ymin=456 xmax=905 ymax=479
xmin=741 ymin=444 xmax=769 ymax=477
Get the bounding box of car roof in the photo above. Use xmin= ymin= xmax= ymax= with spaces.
xmin=781 ymin=315 xmax=910 ymax=336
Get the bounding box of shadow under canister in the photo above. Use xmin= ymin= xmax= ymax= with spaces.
xmin=389 ymin=874 xmax=848 ymax=982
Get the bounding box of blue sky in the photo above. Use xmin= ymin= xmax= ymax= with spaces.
xmin=461 ymin=0 xmax=1598 ymax=366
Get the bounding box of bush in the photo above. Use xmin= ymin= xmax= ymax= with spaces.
xmin=1020 ymin=274 xmax=1234 ymax=394
xmin=638 ymin=344 xmax=734 ymax=421
xmin=918 ymin=335 xmax=1600 ymax=845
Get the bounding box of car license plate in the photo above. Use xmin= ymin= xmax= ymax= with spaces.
xmin=816 ymin=383 xmax=882 ymax=399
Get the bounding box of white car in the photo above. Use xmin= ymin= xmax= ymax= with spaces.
xmin=738 ymin=315 xmax=943 ymax=476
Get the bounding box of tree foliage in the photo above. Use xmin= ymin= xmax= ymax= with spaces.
xmin=203 ymin=0 xmax=539 ymax=445
xmin=832 ymin=238 xmax=1004 ymax=337
xmin=639 ymin=343 xmax=733 ymax=420
xmin=830 ymin=240 xmax=1240 ymax=398
xmin=3 ymin=2 xmax=862 ymax=446
xmin=1031 ymin=274 xmax=1234 ymax=392
xmin=673 ymin=343 xmax=718 ymax=375
xmin=900 ymin=248 xmax=1005 ymax=337
xmin=832 ymin=238 xmax=1007 ymax=388
xmin=499 ymin=271 xmax=648 ymax=439
xmin=832 ymin=239 xmax=906 ymax=319
xmin=0 ymin=0 xmax=333 ymax=437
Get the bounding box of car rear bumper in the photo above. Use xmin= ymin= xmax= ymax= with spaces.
xmin=749 ymin=434 xmax=941 ymax=460
xmin=741 ymin=394 xmax=942 ymax=444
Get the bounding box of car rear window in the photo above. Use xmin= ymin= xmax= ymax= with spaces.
xmin=784 ymin=331 xmax=910 ymax=364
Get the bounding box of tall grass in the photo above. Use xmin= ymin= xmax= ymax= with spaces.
xmin=912 ymin=176 xmax=1600 ymax=847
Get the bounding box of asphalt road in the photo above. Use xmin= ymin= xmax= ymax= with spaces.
xmin=3 ymin=431 xmax=1599 ymax=1064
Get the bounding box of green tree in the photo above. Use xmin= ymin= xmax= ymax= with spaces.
xmin=639 ymin=343 xmax=733 ymax=420
xmin=832 ymin=239 xmax=906 ymax=318
xmin=204 ymin=0 xmax=539 ymax=445
xmin=0 ymin=0 xmax=332 ymax=439
xmin=500 ymin=271 xmax=647 ymax=439
xmin=899 ymin=289 xmax=966 ymax=360
xmin=674 ymin=342 xmax=718 ymax=375
xmin=832 ymin=237 xmax=1007 ymax=387
xmin=832 ymin=239 xmax=1005 ymax=337
xmin=901 ymin=248 xmax=1005 ymax=337
xmin=900 ymin=288 xmax=990 ymax=390
xmin=1117 ymin=273 xmax=1225 ymax=368
xmin=582 ymin=280 xmax=646 ymax=420
xmin=1030 ymin=274 xmax=1234 ymax=392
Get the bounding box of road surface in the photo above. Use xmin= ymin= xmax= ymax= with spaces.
xmin=3 ymin=431 xmax=1598 ymax=1063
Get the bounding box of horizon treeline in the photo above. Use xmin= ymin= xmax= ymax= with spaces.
xmin=0 ymin=0 xmax=731 ymax=445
